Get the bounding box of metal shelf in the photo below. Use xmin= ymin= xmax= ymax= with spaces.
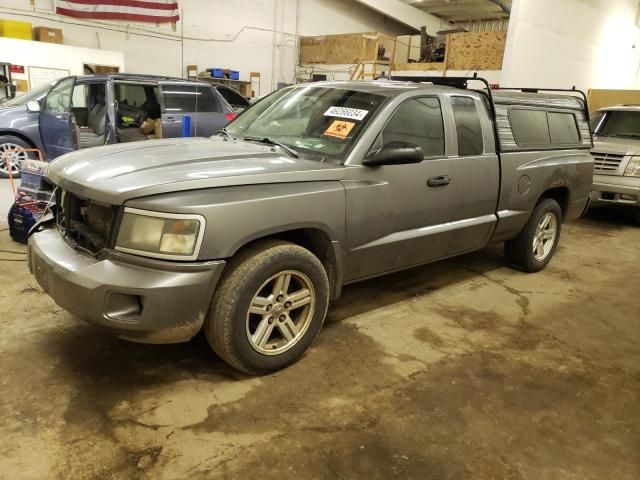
xmin=0 ymin=62 xmax=15 ymax=100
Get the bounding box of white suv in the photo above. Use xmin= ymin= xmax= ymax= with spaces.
xmin=589 ymin=105 xmax=640 ymax=223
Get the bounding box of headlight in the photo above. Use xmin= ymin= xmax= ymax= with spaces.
xmin=115 ymin=208 xmax=205 ymax=260
xmin=624 ymin=157 xmax=640 ymax=177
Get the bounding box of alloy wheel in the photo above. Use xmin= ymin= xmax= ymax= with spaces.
xmin=532 ymin=212 xmax=557 ymax=261
xmin=0 ymin=143 xmax=29 ymax=175
xmin=246 ymin=270 xmax=315 ymax=355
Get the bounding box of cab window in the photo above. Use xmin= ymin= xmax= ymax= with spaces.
xmin=381 ymin=97 xmax=444 ymax=157
xmin=451 ymin=96 xmax=484 ymax=155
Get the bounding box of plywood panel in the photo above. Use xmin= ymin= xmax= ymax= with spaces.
xmin=447 ymin=31 xmax=506 ymax=71
xmin=588 ymin=89 xmax=640 ymax=113
xmin=299 ymin=33 xmax=378 ymax=64
xmin=394 ymin=62 xmax=444 ymax=71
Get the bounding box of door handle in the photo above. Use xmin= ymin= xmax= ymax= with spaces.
xmin=427 ymin=175 xmax=451 ymax=187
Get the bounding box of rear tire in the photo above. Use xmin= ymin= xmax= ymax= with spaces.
xmin=0 ymin=135 xmax=35 ymax=179
xmin=204 ymin=240 xmax=330 ymax=374
xmin=505 ymin=198 xmax=562 ymax=273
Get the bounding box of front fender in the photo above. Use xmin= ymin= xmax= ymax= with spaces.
xmin=124 ymin=181 xmax=347 ymax=260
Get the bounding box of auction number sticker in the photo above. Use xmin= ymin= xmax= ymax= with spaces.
xmin=324 ymin=106 xmax=369 ymax=121
xmin=324 ymin=120 xmax=356 ymax=139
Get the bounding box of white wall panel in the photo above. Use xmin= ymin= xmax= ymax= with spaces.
xmin=501 ymin=0 xmax=640 ymax=91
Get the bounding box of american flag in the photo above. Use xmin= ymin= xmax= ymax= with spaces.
xmin=55 ymin=0 xmax=179 ymax=24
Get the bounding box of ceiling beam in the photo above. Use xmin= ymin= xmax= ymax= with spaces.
xmin=352 ymin=0 xmax=447 ymax=32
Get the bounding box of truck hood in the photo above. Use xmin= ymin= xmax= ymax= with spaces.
xmin=48 ymin=137 xmax=346 ymax=204
xmin=592 ymin=136 xmax=640 ymax=156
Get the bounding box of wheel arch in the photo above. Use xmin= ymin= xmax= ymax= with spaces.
xmin=0 ymin=130 xmax=42 ymax=157
xmin=539 ymin=186 xmax=570 ymax=221
xmin=231 ymin=227 xmax=343 ymax=300
xmin=0 ymin=130 xmax=38 ymax=148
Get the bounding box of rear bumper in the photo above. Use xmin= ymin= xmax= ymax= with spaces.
xmin=590 ymin=175 xmax=640 ymax=207
xmin=28 ymin=228 xmax=226 ymax=343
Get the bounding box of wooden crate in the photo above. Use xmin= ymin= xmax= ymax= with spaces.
xmin=300 ymin=32 xmax=378 ymax=64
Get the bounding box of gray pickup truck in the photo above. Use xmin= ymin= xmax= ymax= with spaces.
xmin=27 ymin=77 xmax=594 ymax=374
xmin=589 ymin=105 xmax=640 ymax=222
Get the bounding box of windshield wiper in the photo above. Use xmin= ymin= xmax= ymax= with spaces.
xmin=244 ymin=136 xmax=299 ymax=158
xmin=217 ymin=127 xmax=233 ymax=139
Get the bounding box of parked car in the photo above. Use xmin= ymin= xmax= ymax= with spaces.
xmin=212 ymin=83 xmax=252 ymax=113
xmin=589 ymin=105 xmax=640 ymax=223
xmin=28 ymin=78 xmax=593 ymax=374
xmin=0 ymin=74 xmax=236 ymax=178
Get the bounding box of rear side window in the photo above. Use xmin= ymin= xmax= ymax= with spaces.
xmin=451 ymin=96 xmax=484 ymax=155
xmin=196 ymin=86 xmax=221 ymax=112
xmin=218 ymin=85 xmax=249 ymax=106
xmin=509 ymin=108 xmax=581 ymax=147
xmin=381 ymin=97 xmax=444 ymax=157
xmin=115 ymin=83 xmax=148 ymax=107
xmin=548 ymin=112 xmax=580 ymax=144
xmin=163 ymin=85 xmax=197 ymax=113
xmin=509 ymin=109 xmax=551 ymax=146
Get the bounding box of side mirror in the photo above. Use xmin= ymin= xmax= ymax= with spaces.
xmin=363 ymin=141 xmax=424 ymax=166
xmin=26 ymin=101 xmax=40 ymax=113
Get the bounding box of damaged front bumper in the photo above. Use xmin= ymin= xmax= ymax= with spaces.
xmin=28 ymin=228 xmax=226 ymax=343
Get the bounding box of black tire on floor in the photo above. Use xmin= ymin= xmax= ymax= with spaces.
xmin=0 ymin=135 xmax=34 ymax=179
xmin=505 ymin=198 xmax=562 ymax=273
xmin=204 ymin=240 xmax=330 ymax=374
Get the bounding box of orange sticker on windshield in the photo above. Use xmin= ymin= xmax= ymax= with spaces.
xmin=324 ymin=120 xmax=355 ymax=139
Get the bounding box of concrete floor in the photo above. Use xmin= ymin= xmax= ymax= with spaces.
xmin=1 ymin=208 xmax=639 ymax=480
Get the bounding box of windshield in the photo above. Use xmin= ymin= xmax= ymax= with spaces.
xmin=2 ymin=81 xmax=55 ymax=107
xmin=590 ymin=110 xmax=640 ymax=138
xmin=225 ymin=85 xmax=387 ymax=161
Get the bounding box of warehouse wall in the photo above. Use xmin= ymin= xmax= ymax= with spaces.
xmin=0 ymin=0 xmax=413 ymax=95
xmin=0 ymin=37 xmax=124 ymax=86
xmin=501 ymin=0 xmax=640 ymax=91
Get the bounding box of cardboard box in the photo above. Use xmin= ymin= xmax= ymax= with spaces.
xmin=141 ymin=117 xmax=155 ymax=135
xmin=14 ymin=79 xmax=29 ymax=92
xmin=0 ymin=19 xmax=33 ymax=40
xmin=33 ymin=26 xmax=63 ymax=44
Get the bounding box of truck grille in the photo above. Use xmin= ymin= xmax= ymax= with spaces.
xmin=591 ymin=152 xmax=624 ymax=172
xmin=56 ymin=190 xmax=116 ymax=255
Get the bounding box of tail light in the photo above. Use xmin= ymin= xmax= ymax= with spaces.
xmin=225 ymin=112 xmax=237 ymax=122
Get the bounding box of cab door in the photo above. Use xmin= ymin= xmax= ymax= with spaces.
xmin=40 ymin=76 xmax=78 ymax=159
xmin=343 ymin=96 xmax=458 ymax=282
xmin=445 ymin=95 xmax=500 ymax=254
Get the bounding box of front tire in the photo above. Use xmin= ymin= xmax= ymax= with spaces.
xmin=505 ymin=198 xmax=562 ymax=272
xmin=204 ymin=240 xmax=330 ymax=374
